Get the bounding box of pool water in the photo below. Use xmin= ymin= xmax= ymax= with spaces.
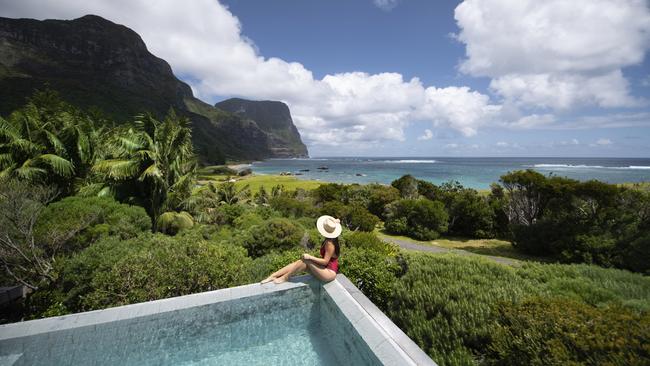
xmin=0 ymin=282 xmax=380 ymax=366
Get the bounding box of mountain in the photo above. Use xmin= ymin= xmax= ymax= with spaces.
xmin=0 ymin=15 xmax=308 ymax=163
xmin=215 ymin=98 xmax=308 ymax=158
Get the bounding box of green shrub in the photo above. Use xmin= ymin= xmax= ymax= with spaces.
xmin=312 ymin=183 xmax=348 ymax=203
xmin=269 ymin=196 xmax=318 ymax=218
xmin=366 ymin=184 xmax=400 ymax=219
xmin=212 ymin=203 xmax=246 ymax=225
xmin=341 ymin=231 xmax=398 ymax=257
xmin=501 ymin=170 xmax=650 ymax=273
xmin=320 ymin=200 xmax=348 ymax=218
xmin=32 ymin=234 xmax=159 ymax=314
xmin=240 ymin=218 xmax=304 ymax=258
xmin=253 ymin=205 xmax=280 ymax=220
xmin=486 ymin=297 xmax=650 ymax=366
xmin=345 ymin=204 xmax=380 ymax=232
xmin=83 ymin=233 xmax=252 ymax=309
xmin=339 ymin=246 xmax=401 ymax=310
xmin=391 ymin=175 xmax=419 ymax=199
xmin=321 ymin=202 xmax=379 ymax=232
xmin=387 ymin=253 xmax=650 ymax=366
xmin=36 ymin=196 xmax=151 ymax=253
xmin=156 ymin=211 xmax=194 ymax=235
xmin=233 ymin=211 xmax=265 ymax=230
xmin=343 ymin=184 xmax=372 ymax=207
xmin=385 ymin=199 xmax=449 ymax=240
xmin=443 ymin=189 xmax=496 ymax=238
xmin=389 ymin=254 xmax=535 ymax=365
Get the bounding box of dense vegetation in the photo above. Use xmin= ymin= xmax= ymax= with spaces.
xmin=388 ymin=253 xmax=649 ymax=365
xmin=1 ymin=92 xmax=648 ymax=365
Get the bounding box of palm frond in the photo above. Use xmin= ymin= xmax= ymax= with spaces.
xmin=139 ymin=163 xmax=162 ymax=181
xmin=38 ymin=154 xmax=74 ymax=177
xmin=93 ymin=159 xmax=140 ymax=180
xmin=0 ymin=153 xmax=14 ymax=168
xmin=8 ymin=138 xmax=41 ymax=155
xmin=0 ymin=117 xmax=19 ymax=140
xmin=43 ymin=130 xmax=67 ymax=156
xmin=15 ymin=159 xmax=47 ymax=180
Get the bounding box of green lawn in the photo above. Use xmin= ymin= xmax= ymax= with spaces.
xmin=198 ymin=171 xmax=322 ymax=194
xmin=376 ymin=229 xmax=550 ymax=262
xmin=619 ymin=181 xmax=650 ymax=192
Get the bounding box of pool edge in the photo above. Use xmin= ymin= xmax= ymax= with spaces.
xmin=0 ymin=274 xmax=437 ymax=366
xmin=0 ymin=277 xmax=315 ymax=341
xmin=325 ymin=275 xmax=437 ymax=366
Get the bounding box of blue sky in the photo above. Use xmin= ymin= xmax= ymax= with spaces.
xmin=219 ymin=0 xmax=650 ymax=157
xmin=2 ymin=0 xmax=650 ymax=157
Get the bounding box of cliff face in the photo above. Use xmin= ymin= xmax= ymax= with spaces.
xmin=0 ymin=15 xmax=308 ymax=163
xmin=215 ymin=98 xmax=308 ymax=158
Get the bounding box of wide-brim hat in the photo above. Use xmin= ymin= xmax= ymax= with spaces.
xmin=316 ymin=215 xmax=342 ymax=238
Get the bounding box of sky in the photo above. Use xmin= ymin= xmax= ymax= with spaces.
xmin=1 ymin=0 xmax=650 ymax=157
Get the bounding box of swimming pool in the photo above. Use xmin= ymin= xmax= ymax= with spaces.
xmin=0 ymin=275 xmax=436 ymax=365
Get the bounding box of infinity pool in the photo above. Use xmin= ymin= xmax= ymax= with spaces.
xmin=0 ymin=276 xmax=435 ymax=366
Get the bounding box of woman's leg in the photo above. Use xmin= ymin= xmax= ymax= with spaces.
xmin=273 ymin=259 xmax=307 ymax=284
xmin=305 ymin=262 xmax=337 ymax=282
xmin=261 ymin=260 xmax=303 ymax=283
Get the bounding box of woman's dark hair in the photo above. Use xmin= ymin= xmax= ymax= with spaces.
xmin=323 ymin=237 xmax=340 ymax=258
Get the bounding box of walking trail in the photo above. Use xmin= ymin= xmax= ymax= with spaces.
xmin=379 ymin=235 xmax=521 ymax=266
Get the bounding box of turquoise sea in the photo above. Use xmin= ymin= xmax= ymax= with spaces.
xmin=251 ymin=157 xmax=650 ymax=189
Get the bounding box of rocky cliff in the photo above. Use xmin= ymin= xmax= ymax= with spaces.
xmin=215 ymin=98 xmax=308 ymax=158
xmin=0 ymin=15 xmax=308 ymax=163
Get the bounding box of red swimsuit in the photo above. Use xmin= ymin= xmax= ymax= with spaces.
xmin=320 ymin=242 xmax=339 ymax=273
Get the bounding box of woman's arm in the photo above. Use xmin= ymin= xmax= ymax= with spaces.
xmin=303 ymin=241 xmax=335 ymax=266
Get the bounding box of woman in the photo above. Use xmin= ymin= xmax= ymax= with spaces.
xmin=261 ymin=215 xmax=341 ymax=284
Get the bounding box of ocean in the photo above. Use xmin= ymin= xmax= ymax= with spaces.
xmin=250 ymin=157 xmax=650 ymax=190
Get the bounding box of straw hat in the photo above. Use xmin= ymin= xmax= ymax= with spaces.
xmin=316 ymin=215 xmax=342 ymax=238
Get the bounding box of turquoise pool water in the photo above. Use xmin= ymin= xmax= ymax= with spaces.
xmin=0 ymin=284 xmax=380 ymax=366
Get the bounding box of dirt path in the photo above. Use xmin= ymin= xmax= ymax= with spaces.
xmin=380 ymin=235 xmax=521 ymax=266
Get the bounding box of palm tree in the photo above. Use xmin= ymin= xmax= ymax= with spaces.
xmin=0 ymin=90 xmax=100 ymax=194
xmin=92 ymin=110 xmax=196 ymax=225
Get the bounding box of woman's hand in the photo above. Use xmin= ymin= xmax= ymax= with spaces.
xmin=302 ymin=253 xmax=313 ymax=261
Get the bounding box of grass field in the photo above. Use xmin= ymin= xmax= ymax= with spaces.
xmin=197 ymin=168 xmax=322 ymax=194
xmin=376 ymin=229 xmax=550 ymax=262
xmin=619 ymin=181 xmax=650 ymax=191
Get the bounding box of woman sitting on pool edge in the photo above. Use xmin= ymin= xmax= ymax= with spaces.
xmin=261 ymin=215 xmax=341 ymax=284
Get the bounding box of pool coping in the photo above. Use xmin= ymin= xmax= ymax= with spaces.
xmin=0 ymin=275 xmax=436 ymax=366
xmin=330 ymin=275 xmax=437 ymax=366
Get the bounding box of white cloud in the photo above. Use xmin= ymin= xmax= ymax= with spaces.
xmin=552 ymin=139 xmax=580 ymax=147
xmin=445 ymin=143 xmax=459 ymax=149
xmin=490 ymin=71 xmax=641 ymax=109
xmin=496 ymin=141 xmax=508 ymax=147
xmin=418 ymin=129 xmax=433 ymax=141
xmin=0 ymin=0 xmax=499 ymax=149
xmin=454 ymin=0 xmax=650 ymax=109
xmin=373 ymin=0 xmax=399 ymax=12
xmin=596 ymin=138 xmax=613 ymax=146
xmin=416 ymin=86 xmax=501 ymax=136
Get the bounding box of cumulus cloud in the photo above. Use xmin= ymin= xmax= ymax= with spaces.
xmin=373 ymin=0 xmax=399 ymax=12
xmin=417 ymin=86 xmax=501 ymax=136
xmin=418 ymin=129 xmax=433 ymax=140
xmin=0 ymin=0 xmax=499 ymax=149
xmin=454 ymin=0 xmax=650 ymax=109
xmin=595 ymin=138 xmax=613 ymax=146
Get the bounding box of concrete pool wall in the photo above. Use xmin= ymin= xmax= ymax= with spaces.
xmin=0 ymin=274 xmax=437 ymax=366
